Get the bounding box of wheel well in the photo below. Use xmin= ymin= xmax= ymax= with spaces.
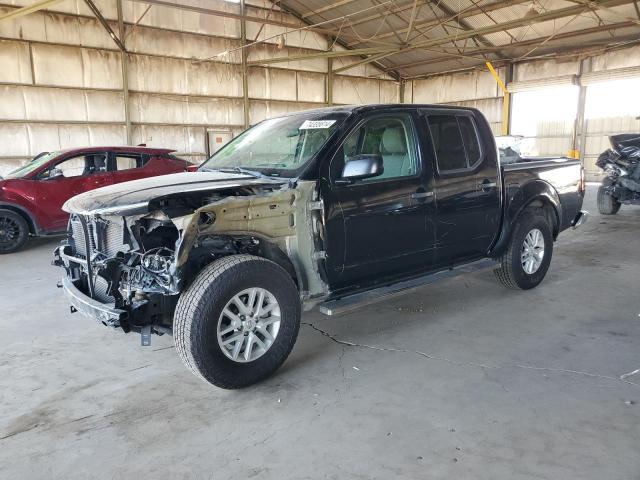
xmin=524 ymin=198 xmax=559 ymax=238
xmin=254 ymin=240 xmax=300 ymax=290
xmin=181 ymin=236 xmax=300 ymax=292
xmin=0 ymin=205 xmax=36 ymax=235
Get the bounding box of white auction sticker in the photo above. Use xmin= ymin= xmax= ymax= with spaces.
xmin=300 ymin=120 xmax=336 ymax=130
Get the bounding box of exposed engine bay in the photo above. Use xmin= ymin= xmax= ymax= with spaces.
xmin=597 ymin=133 xmax=640 ymax=202
xmin=54 ymin=177 xmax=328 ymax=338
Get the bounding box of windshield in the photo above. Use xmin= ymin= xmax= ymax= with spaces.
xmin=4 ymin=151 xmax=61 ymax=179
xmin=201 ymin=112 xmax=347 ymax=175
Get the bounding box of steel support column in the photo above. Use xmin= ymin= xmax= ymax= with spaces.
xmin=327 ymin=56 xmax=334 ymax=106
xmin=573 ymin=57 xmax=591 ymax=160
xmin=117 ymin=0 xmax=132 ymax=144
xmin=240 ymin=0 xmax=250 ymax=129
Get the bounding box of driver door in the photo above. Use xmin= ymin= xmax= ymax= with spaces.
xmin=321 ymin=111 xmax=437 ymax=291
xmin=35 ymin=152 xmax=108 ymax=231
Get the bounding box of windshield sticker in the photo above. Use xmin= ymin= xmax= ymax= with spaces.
xmin=300 ymin=120 xmax=336 ymax=130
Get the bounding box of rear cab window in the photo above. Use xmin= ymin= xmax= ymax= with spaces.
xmin=425 ymin=112 xmax=483 ymax=174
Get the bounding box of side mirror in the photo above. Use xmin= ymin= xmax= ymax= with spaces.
xmin=46 ymin=167 xmax=64 ymax=180
xmin=337 ymin=154 xmax=384 ymax=184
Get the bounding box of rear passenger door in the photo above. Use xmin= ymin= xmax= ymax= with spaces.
xmin=107 ymin=152 xmax=148 ymax=185
xmin=322 ymin=111 xmax=437 ymax=290
xmin=421 ymin=109 xmax=500 ymax=265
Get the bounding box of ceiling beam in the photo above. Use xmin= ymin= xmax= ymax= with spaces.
xmin=432 ymin=0 xmax=504 ymax=57
xmin=345 ymin=0 xmax=529 ymax=47
xmin=332 ymin=51 xmax=397 ymax=73
xmin=249 ymin=0 xmax=634 ymax=67
xmin=387 ymin=20 xmax=637 ymax=73
xmin=123 ymin=0 xmax=399 ymax=78
xmin=400 ymin=34 xmax=640 ymax=79
xmin=346 ymin=0 xmax=424 ymax=29
xmin=0 ymin=0 xmax=65 ymax=22
xmin=300 ymin=0 xmax=359 ymax=19
xmin=126 ymin=0 xmax=343 ymax=36
xmin=247 ymin=46 xmax=389 ymax=65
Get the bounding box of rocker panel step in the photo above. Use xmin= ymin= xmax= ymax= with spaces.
xmin=318 ymin=258 xmax=498 ymax=316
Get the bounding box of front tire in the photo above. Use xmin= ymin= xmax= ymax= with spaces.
xmin=0 ymin=209 xmax=29 ymax=254
xmin=494 ymin=209 xmax=553 ymax=290
xmin=597 ymin=181 xmax=621 ymax=215
xmin=174 ymin=255 xmax=301 ymax=389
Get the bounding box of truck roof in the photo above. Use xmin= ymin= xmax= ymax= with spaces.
xmin=275 ymin=103 xmax=479 ymax=117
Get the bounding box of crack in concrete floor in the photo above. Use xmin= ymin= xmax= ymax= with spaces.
xmin=302 ymin=322 xmax=640 ymax=389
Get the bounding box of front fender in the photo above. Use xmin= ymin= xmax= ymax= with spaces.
xmin=489 ymin=179 xmax=561 ymax=257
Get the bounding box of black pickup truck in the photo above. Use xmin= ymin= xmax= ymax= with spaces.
xmin=54 ymin=104 xmax=587 ymax=389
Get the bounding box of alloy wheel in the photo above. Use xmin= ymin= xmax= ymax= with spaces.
xmin=216 ymin=287 xmax=281 ymax=363
xmin=521 ymin=228 xmax=545 ymax=274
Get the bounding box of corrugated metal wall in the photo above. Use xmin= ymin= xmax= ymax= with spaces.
xmin=0 ymin=0 xmax=399 ymax=175
xmin=409 ymin=47 xmax=640 ymax=181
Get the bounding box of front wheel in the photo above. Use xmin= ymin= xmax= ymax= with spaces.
xmin=494 ymin=209 xmax=553 ymax=290
xmin=174 ymin=255 xmax=301 ymax=389
xmin=597 ymin=181 xmax=621 ymax=215
xmin=0 ymin=209 xmax=29 ymax=254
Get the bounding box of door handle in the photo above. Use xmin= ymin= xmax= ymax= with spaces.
xmin=478 ymin=180 xmax=497 ymax=191
xmin=411 ymin=191 xmax=434 ymax=200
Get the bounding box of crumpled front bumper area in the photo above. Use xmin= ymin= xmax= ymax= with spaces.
xmin=54 ymin=243 xmax=176 ymax=341
xmin=61 ymin=275 xmax=127 ymax=328
xmin=55 ymin=243 xmax=127 ymax=329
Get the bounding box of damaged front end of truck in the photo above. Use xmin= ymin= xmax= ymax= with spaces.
xmin=54 ymin=173 xmax=329 ymax=344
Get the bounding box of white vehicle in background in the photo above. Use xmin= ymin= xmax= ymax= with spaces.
xmin=495 ymin=135 xmax=567 ymax=165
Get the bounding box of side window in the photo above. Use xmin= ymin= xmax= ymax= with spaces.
xmin=337 ymin=114 xmax=419 ymax=182
xmin=427 ymin=115 xmax=466 ymax=171
xmin=55 ymin=156 xmax=87 ymax=178
xmin=87 ymin=154 xmax=108 ymax=174
xmin=427 ymin=114 xmax=482 ymax=173
xmin=458 ymin=116 xmax=481 ymax=166
xmin=114 ymin=154 xmax=142 ymax=171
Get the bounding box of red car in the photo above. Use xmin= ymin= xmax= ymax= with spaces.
xmin=0 ymin=146 xmax=193 ymax=253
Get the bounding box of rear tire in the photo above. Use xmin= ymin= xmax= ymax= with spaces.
xmin=0 ymin=209 xmax=29 ymax=254
xmin=494 ymin=209 xmax=553 ymax=290
xmin=597 ymin=181 xmax=621 ymax=215
xmin=174 ymin=254 xmax=301 ymax=389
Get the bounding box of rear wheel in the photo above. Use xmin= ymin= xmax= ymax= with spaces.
xmin=174 ymin=255 xmax=301 ymax=389
xmin=597 ymin=181 xmax=621 ymax=215
xmin=494 ymin=209 xmax=553 ymax=290
xmin=0 ymin=209 xmax=29 ymax=254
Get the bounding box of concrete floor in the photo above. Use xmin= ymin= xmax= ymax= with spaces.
xmin=1 ymin=185 xmax=639 ymax=480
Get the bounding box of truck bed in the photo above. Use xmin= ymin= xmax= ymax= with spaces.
xmin=502 ymin=157 xmax=583 ymax=233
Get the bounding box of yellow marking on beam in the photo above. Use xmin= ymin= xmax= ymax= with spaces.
xmin=486 ymin=61 xmax=508 ymax=95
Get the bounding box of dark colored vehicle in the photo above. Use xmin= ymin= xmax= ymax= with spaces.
xmin=596 ymin=134 xmax=640 ymax=214
xmin=54 ymin=105 xmax=587 ymax=389
xmin=0 ymin=146 xmax=193 ymax=253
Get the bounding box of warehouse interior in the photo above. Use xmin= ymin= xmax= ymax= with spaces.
xmin=1 ymin=0 xmax=640 ymax=478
